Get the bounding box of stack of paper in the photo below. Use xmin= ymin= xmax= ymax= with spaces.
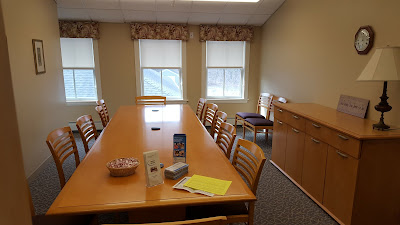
xmin=183 ymin=175 xmax=232 ymax=196
xmin=173 ymin=177 xmax=214 ymax=197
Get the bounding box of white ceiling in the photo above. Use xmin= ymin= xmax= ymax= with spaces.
xmin=56 ymin=0 xmax=285 ymax=26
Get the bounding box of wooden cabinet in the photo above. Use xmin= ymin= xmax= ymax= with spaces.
xmin=271 ymin=103 xmax=400 ymax=225
xmin=323 ymin=146 xmax=358 ymax=225
xmin=271 ymin=118 xmax=287 ymax=169
xmin=302 ymin=134 xmax=328 ymax=202
xmin=284 ymin=125 xmax=305 ymax=184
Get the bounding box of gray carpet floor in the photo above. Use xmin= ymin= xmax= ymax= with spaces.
xmin=29 ymin=128 xmax=337 ymax=225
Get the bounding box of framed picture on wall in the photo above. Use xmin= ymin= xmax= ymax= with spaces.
xmin=32 ymin=39 xmax=46 ymax=74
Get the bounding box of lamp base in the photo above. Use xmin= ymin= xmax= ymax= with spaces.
xmin=373 ymin=81 xmax=392 ymax=131
xmin=373 ymin=119 xmax=390 ymax=130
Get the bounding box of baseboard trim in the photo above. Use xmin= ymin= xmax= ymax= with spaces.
xmin=27 ymin=155 xmax=53 ymax=183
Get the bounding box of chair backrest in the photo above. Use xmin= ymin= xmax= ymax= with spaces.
xmin=256 ymin=93 xmax=273 ymax=117
xmin=268 ymin=96 xmax=288 ymax=119
xmin=203 ymin=103 xmax=218 ymax=127
xmin=46 ymin=127 xmax=80 ymax=189
xmin=136 ymin=96 xmax=167 ymax=105
xmin=232 ymin=139 xmax=266 ymax=195
xmin=211 ymin=111 xmax=228 ymax=137
xmin=95 ymin=105 xmax=109 ymax=128
xmin=76 ymin=115 xmax=98 ymax=154
xmin=196 ymin=98 xmax=207 ymax=121
xmin=96 ymin=99 xmax=110 ymax=121
xmin=105 ymin=216 xmax=227 ymax=225
xmin=216 ymin=122 xmax=236 ymax=159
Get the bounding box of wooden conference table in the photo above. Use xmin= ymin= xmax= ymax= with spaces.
xmin=47 ymin=104 xmax=255 ymax=222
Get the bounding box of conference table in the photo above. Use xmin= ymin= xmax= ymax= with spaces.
xmin=47 ymin=104 xmax=256 ymax=222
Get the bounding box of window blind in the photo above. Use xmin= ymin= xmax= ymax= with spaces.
xmin=206 ymin=41 xmax=244 ymax=67
xmin=60 ymin=38 xmax=94 ymax=68
xmin=139 ymin=39 xmax=182 ymax=68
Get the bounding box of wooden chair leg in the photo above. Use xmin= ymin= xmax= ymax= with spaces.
xmin=234 ymin=117 xmax=237 ymax=129
xmin=253 ymin=128 xmax=257 ymax=143
xmin=248 ymin=201 xmax=255 ymax=225
xmin=265 ymin=129 xmax=268 ymax=140
xmin=243 ymin=123 xmax=246 ymax=139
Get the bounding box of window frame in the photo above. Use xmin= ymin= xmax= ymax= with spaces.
xmin=61 ymin=38 xmax=102 ymax=105
xmin=134 ymin=39 xmax=187 ymax=103
xmin=202 ymin=41 xmax=250 ymax=103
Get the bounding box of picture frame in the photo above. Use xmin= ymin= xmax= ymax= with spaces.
xmin=32 ymin=39 xmax=46 ymax=74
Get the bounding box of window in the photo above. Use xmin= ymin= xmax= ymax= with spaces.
xmin=205 ymin=41 xmax=249 ymax=101
xmin=137 ymin=39 xmax=185 ymax=100
xmin=60 ymin=38 xmax=101 ymax=102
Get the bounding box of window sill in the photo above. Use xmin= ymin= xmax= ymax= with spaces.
xmin=206 ymin=99 xmax=249 ymax=104
xmin=66 ymin=101 xmax=98 ymax=106
xmin=167 ymin=99 xmax=189 ymax=104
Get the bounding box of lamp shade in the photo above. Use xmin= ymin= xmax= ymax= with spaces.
xmin=357 ymin=47 xmax=400 ymax=81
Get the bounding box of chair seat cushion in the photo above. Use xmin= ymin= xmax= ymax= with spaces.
xmin=236 ymin=112 xmax=265 ymax=119
xmin=245 ymin=118 xmax=274 ymax=126
xmin=186 ymin=202 xmax=248 ymax=219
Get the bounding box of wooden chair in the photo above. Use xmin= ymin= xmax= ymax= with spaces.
xmin=215 ymin=122 xmax=236 ymax=159
xmin=136 ymin=96 xmax=166 ymax=105
xmin=211 ymin=111 xmax=228 ymax=138
xmin=95 ymin=105 xmax=109 ymax=128
xmin=243 ymin=96 xmax=288 ymax=142
xmin=104 ymin=216 xmax=227 ymax=225
xmin=76 ymin=115 xmax=98 ymax=154
xmin=187 ymin=139 xmax=266 ymax=225
xmin=46 ymin=127 xmax=80 ymax=189
xmin=196 ymin=98 xmax=207 ymax=121
xmin=96 ymin=99 xmax=110 ymax=122
xmin=203 ymin=103 xmax=218 ymax=129
xmin=235 ymin=93 xmax=273 ymax=133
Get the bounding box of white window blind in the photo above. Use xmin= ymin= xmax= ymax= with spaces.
xmin=60 ymin=38 xmax=94 ymax=68
xmin=139 ymin=39 xmax=181 ymax=68
xmin=206 ymin=41 xmax=244 ymax=67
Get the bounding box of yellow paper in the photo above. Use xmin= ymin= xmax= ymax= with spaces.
xmin=183 ymin=174 xmax=232 ymax=196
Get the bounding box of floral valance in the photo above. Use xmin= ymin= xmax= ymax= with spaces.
xmin=59 ymin=21 xmax=100 ymax=39
xmin=130 ymin=23 xmax=189 ymax=41
xmin=199 ymin=25 xmax=254 ymax=42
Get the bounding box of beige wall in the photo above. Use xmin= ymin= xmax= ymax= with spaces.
xmin=0 ymin=1 xmax=32 ymax=224
xmin=2 ymin=0 xmax=69 ymax=177
xmin=94 ymin=23 xmax=262 ymax=121
xmin=259 ymin=0 xmax=400 ymax=126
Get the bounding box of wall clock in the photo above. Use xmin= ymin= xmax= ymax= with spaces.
xmin=354 ymin=26 xmax=374 ymax=55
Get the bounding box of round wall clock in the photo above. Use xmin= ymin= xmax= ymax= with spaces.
xmin=354 ymin=26 xmax=374 ymax=55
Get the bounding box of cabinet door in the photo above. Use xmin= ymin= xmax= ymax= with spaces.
xmin=302 ymin=135 xmax=328 ymax=202
xmin=285 ymin=125 xmax=305 ymax=184
xmin=271 ymin=118 xmax=288 ymax=169
xmin=323 ymin=146 xmax=359 ymax=225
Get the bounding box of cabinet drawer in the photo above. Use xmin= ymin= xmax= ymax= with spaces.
xmin=274 ymin=107 xmax=285 ymax=120
xmin=283 ymin=111 xmax=306 ymax=131
xmin=325 ymin=130 xmax=360 ymax=159
xmin=306 ymin=120 xmax=361 ymax=159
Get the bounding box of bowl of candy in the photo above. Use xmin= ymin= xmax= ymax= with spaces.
xmin=106 ymin=157 xmax=140 ymax=177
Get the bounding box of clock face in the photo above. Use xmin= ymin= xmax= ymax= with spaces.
xmin=355 ymin=29 xmax=370 ymax=51
xmin=354 ymin=26 xmax=374 ymax=54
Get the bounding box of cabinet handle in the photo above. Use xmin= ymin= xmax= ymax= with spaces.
xmin=312 ymin=123 xmax=321 ymax=128
xmin=336 ymin=150 xmax=348 ymax=158
xmin=277 ymin=109 xmax=283 ymax=113
xmin=292 ymin=115 xmax=300 ymax=120
xmin=338 ymin=134 xmax=349 ymax=140
xmin=311 ymin=138 xmax=320 ymax=144
xmin=292 ymin=128 xmax=300 ymax=133
xmin=277 ymin=120 xmax=283 ymax=125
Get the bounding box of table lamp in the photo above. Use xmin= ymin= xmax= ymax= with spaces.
xmin=357 ymin=47 xmax=400 ymax=130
